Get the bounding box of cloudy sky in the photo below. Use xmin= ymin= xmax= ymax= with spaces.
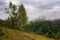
xmin=0 ymin=0 xmax=60 ymax=21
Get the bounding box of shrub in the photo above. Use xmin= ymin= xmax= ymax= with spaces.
xmin=0 ymin=29 xmax=5 ymax=37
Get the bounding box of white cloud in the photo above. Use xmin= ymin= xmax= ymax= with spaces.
xmin=0 ymin=0 xmax=60 ymax=21
xmin=5 ymin=0 xmax=19 ymax=5
xmin=0 ymin=11 xmax=9 ymax=20
xmin=25 ymin=5 xmax=44 ymax=20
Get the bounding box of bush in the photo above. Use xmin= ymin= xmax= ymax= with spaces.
xmin=0 ymin=29 xmax=5 ymax=37
xmin=0 ymin=38 xmax=2 ymax=40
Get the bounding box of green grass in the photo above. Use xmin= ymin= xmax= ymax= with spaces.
xmin=0 ymin=27 xmax=55 ymax=40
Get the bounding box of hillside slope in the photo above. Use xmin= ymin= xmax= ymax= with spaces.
xmin=0 ymin=27 xmax=55 ymax=40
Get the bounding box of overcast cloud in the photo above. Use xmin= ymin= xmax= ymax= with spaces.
xmin=0 ymin=0 xmax=60 ymax=21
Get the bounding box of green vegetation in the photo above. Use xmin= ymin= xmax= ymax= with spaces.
xmin=5 ymin=2 xmax=28 ymax=29
xmin=0 ymin=28 xmax=5 ymax=37
xmin=22 ymin=19 xmax=60 ymax=38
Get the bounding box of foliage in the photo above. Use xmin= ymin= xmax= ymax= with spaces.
xmin=17 ymin=4 xmax=28 ymax=28
xmin=0 ymin=28 xmax=5 ymax=37
xmin=0 ymin=19 xmax=5 ymax=26
xmin=0 ymin=38 xmax=2 ymax=40
xmin=5 ymin=2 xmax=28 ymax=29
xmin=22 ymin=20 xmax=60 ymax=38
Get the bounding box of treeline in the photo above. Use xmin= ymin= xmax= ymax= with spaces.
xmin=22 ymin=19 xmax=60 ymax=38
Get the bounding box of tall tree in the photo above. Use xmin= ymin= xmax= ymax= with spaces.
xmin=6 ymin=2 xmax=18 ymax=28
xmin=17 ymin=4 xmax=28 ymax=28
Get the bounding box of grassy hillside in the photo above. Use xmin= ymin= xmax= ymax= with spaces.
xmin=0 ymin=27 xmax=55 ymax=40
